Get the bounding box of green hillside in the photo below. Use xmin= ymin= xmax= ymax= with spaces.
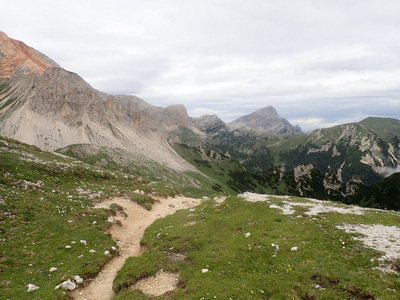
xmin=113 ymin=195 xmax=400 ymax=299
xmin=1 ymin=136 xmax=400 ymax=299
xmin=0 ymin=137 xmax=179 ymax=299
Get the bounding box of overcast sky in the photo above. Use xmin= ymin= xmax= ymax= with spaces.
xmin=2 ymin=0 xmax=400 ymax=131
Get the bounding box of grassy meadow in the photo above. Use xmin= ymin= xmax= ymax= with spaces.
xmin=0 ymin=137 xmax=179 ymax=299
xmin=113 ymin=196 xmax=400 ymax=299
xmin=1 ymin=136 xmax=400 ymax=299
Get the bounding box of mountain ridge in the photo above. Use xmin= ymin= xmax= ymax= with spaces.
xmin=0 ymin=32 xmax=302 ymax=165
xmin=229 ymin=105 xmax=302 ymax=134
xmin=1 ymin=32 xmax=400 ymax=209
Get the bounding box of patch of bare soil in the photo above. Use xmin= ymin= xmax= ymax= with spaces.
xmin=72 ymin=196 xmax=202 ymax=300
xmin=130 ymin=270 xmax=180 ymax=296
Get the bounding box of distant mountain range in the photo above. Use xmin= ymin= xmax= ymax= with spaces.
xmin=1 ymin=31 xmax=400 ymax=210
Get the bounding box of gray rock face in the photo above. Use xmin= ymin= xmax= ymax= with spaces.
xmin=191 ymin=114 xmax=227 ymax=134
xmin=0 ymin=33 xmax=196 ymax=171
xmin=229 ymin=106 xmax=302 ymax=134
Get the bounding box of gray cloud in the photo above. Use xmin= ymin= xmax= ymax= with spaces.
xmin=1 ymin=0 xmax=400 ymax=131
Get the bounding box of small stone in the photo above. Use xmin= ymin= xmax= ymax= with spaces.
xmin=245 ymin=232 xmax=251 ymax=238
xmin=89 ymin=249 xmax=96 ymax=253
xmin=65 ymin=245 xmax=72 ymax=249
xmin=49 ymin=267 xmax=58 ymax=272
xmin=27 ymin=284 xmax=40 ymax=292
xmin=104 ymin=250 xmax=111 ymax=256
xmin=55 ymin=279 xmax=77 ymax=291
xmin=73 ymin=275 xmax=84 ymax=285
xmin=291 ymin=247 xmax=299 ymax=251
xmin=201 ymin=269 xmax=209 ymax=273
xmin=80 ymin=240 xmax=87 ymax=246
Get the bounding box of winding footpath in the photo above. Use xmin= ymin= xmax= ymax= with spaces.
xmin=72 ymin=196 xmax=202 ymax=300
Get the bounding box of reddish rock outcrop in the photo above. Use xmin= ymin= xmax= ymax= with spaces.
xmin=0 ymin=31 xmax=52 ymax=78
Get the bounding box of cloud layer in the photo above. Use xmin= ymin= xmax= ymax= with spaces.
xmin=1 ymin=0 xmax=399 ymax=131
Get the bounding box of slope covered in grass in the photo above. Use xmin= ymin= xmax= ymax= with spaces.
xmin=113 ymin=194 xmax=400 ymax=299
xmin=0 ymin=137 xmax=179 ymax=299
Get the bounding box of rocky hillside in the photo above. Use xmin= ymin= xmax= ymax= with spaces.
xmin=229 ymin=106 xmax=302 ymax=134
xmin=273 ymin=119 xmax=400 ymax=182
xmin=1 ymin=32 xmax=400 ymax=210
xmin=0 ymin=32 xmax=195 ymax=171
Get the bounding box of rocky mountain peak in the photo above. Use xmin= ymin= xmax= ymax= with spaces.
xmin=191 ymin=114 xmax=227 ymax=134
xmin=229 ymin=106 xmax=302 ymax=134
xmin=0 ymin=31 xmax=56 ymax=78
xmin=166 ymin=104 xmax=190 ymax=126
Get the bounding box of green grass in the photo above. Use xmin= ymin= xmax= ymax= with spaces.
xmin=0 ymin=137 xmax=182 ymax=299
xmin=173 ymin=143 xmax=267 ymax=195
xmin=2 ymin=135 xmax=400 ymax=299
xmin=113 ymin=196 xmax=400 ymax=299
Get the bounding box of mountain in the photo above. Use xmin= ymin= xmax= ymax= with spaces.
xmin=0 ymin=31 xmax=195 ymax=172
xmin=1 ymin=32 xmax=400 ymax=209
xmin=229 ymin=106 xmax=302 ymax=134
xmin=0 ymin=31 xmax=60 ymax=78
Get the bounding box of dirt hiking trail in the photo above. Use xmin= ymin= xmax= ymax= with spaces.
xmin=72 ymin=196 xmax=203 ymax=300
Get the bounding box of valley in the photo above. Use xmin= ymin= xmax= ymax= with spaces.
xmin=1 ymin=31 xmax=400 ymax=299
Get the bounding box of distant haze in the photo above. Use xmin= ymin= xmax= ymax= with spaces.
xmin=1 ymin=0 xmax=400 ymax=131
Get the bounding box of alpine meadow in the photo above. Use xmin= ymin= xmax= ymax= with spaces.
xmin=1 ymin=31 xmax=400 ymax=300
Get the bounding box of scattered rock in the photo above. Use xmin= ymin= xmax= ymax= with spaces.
xmin=245 ymin=232 xmax=251 ymax=238
xmin=55 ymin=279 xmax=77 ymax=291
xmin=27 ymin=284 xmax=40 ymax=292
xmin=49 ymin=267 xmax=58 ymax=272
xmin=65 ymin=245 xmax=72 ymax=249
xmin=201 ymin=269 xmax=209 ymax=273
xmin=271 ymin=243 xmax=280 ymax=251
xmin=89 ymin=249 xmax=96 ymax=253
xmin=104 ymin=250 xmax=111 ymax=256
xmin=73 ymin=275 xmax=84 ymax=285
xmin=80 ymin=240 xmax=87 ymax=246
xmin=291 ymin=247 xmax=299 ymax=251
xmin=271 ymin=243 xmax=280 ymax=256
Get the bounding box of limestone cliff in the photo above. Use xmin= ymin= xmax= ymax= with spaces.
xmin=0 ymin=32 xmax=194 ymax=171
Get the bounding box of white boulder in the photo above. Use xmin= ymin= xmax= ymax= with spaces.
xmin=73 ymin=275 xmax=84 ymax=285
xmin=55 ymin=279 xmax=77 ymax=291
xmin=27 ymin=284 xmax=40 ymax=292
